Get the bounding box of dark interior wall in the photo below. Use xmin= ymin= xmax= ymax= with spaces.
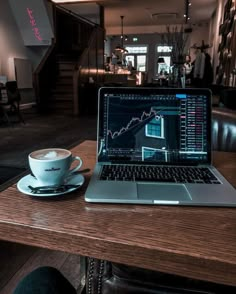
xmin=0 ymin=0 xmax=56 ymax=104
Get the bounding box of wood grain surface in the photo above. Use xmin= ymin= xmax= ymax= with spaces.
xmin=0 ymin=141 xmax=236 ymax=286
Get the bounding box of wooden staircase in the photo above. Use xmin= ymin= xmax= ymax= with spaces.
xmin=34 ymin=4 xmax=105 ymax=116
xmin=49 ymin=58 xmax=76 ymax=115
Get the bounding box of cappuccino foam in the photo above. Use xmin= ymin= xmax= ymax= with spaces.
xmin=31 ymin=149 xmax=69 ymax=160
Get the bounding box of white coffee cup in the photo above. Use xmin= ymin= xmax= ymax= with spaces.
xmin=29 ymin=148 xmax=83 ymax=186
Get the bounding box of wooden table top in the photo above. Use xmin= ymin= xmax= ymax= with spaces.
xmin=0 ymin=140 xmax=236 ymax=286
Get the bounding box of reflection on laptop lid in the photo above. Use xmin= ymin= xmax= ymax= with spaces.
xmin=85 ymin=87 xmax=236 ymax=206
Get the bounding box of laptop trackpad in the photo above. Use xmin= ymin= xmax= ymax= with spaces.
xmin=137 ymin=183 xmax=191 ymax=202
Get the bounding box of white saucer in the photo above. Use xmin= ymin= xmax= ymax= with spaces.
xmin=17 ymin=173 xmax=85 ymax=197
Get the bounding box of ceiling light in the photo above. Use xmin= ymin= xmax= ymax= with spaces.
xmin=151 ymin=13 xmax=178 ymax=21
xmin=185 ymin=0 xmax=191 ymax=23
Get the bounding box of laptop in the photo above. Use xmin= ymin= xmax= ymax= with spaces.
xmin=85 ymin=87 xmax=236 ymax=206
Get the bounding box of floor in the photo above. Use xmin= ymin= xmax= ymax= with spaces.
xmin=0 ymin=107 xmax=97 ymax=168
xmin=0 ymin=107 xmax=97 ymax=293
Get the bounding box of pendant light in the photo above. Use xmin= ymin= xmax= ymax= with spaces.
xmin=116 ymin=16 xmax=128 ymax=53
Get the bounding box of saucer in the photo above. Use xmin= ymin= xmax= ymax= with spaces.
xmin=17 ymin=173 xmax=85 ymax=197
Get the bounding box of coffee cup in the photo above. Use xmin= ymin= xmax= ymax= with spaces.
xmin=29 ymin=148 xmax=83 ymax=186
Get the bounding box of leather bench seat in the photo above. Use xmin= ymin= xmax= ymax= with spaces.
xmin=86 ymin=107 xmax=236 ymax=294
xmin=220 ymin=88 xmax=236 ymax=110
xmin=86 ymin=258 xmax=236 ymax=293
xmin=212 ymin=108 xmax=236 ymax=152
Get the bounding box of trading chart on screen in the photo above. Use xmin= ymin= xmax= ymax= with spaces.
xmin=98 ymin=91 xmax=209 ymax=164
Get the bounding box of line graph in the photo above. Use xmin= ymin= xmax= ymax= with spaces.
xmin=107 ymin=108 xmax=162 ymax=139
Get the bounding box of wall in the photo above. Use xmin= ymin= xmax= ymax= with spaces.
xmin=0 ymin=0 xmax=54 ymax=104
xmin=209 ymin=0 xmax=225 ymax=83
xmin=203 ymin=0 xmax=236 ymax=86
xmin=188 ymin=24 xmax=211 ymax=60
xmin=0 ymin=1 xmax=25 ymax=79
xmin=214 ymin=0 xmax=236 ymax=86
xmin=8 ymin=0 xmax=54 ymax=46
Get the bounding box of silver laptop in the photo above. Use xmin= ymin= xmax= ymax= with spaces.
xmin=85 ymin=87 xmax=236 ymax=206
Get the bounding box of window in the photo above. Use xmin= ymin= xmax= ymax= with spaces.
xmin=142 ymin=147 xmax=168 ymax=161
xmin=156 ymin=46 xmax=172 ymax=75
xmin=157 ymin=56 xmax=171 ymax=74
xmin=126 ymin=46 xmax=148 ymax=53
xmin=137 ymin=55 xmax=146 ymax=71
xmin=125 ymin=45 xmax=148 ymax=72
xmin=145 ymin=117 xmax=164 ymax=138
xmin=157 ymin=46 xmax=173 ymax=52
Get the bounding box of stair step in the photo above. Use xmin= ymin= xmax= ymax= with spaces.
xmin=48 ymin=101 xmax=74 ymax=115
xmin=58 ymin=71 xmax=74 ymax=77
xmin=56 ymin=54 xmax=80 ymax=61
xmin=51 ymin=94 xmax=73 ymax=100
xmin=50 ymin=94 xmax=73 ymax=101
xmin=48 ymin=98 xmax=73 ymax=106
xmin=51 ymin=86 xmax=73 ymax=93
xmin=51 ymin=104 xmax=73 ymax=110
xmin=56 ymin=78 xmax=73 ymax=86
xmin=48 ymin=107 xmax=74 ymax=115
xmin=57 ymin=62 xmax=76 ymax=70
xmin=46 ymin=54 xmax=79 ymax=114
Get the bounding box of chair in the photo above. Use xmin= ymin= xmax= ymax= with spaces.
xmin=212 ymin=108 xmax=236 ymax=152
xmin=86 ymin=258 xmax=236 ymax=293
xmin=220 ymin=88 xmax=236 ymax=109
xmin=0 ymin=81 xmax=25 ymax=125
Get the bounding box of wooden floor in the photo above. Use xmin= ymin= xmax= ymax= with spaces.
xmin=0 ymin=108 xmax=97 ymax=293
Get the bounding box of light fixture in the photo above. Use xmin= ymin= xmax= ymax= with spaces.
xmin=120 ymin=15 xmax=124 ymax=44
xmin=115 ymin=16 xmax=128 ymax=53
xmin=185 ymin=0 xmax=191 ymax=23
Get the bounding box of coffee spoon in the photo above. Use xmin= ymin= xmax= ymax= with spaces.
xmin=28 ymin=184 xmax=81 ymax=194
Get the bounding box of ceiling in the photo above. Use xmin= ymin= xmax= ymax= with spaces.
xmin=52 ymin=0 xmax=217 ymax=35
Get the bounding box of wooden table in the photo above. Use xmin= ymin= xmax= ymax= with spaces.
xmin=0 ymin=140 xmax=236 ymax=287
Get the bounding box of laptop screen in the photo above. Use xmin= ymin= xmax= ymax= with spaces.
xmin=98 ymin=87 xmax=212 ymax=165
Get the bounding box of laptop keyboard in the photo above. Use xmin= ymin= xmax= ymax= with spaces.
xmin=100 ymin=165 xmax=221 ymax=184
